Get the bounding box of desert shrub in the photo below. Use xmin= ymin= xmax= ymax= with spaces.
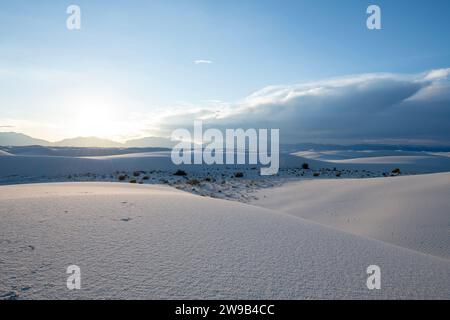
xmin=234 ymin=172 xmax=244 ymax=178
xmin=129 ymin=179 xmax=137 ymax=184
xmin=118 ymin=175 xmax=126 ymax=181
xmin=313 ymin=172 xmax=320 ymax=177
xmin=133 ymin=171 xmax=141 ymax=177
xmin=335 ymin=172 xmax=341 ymax=177
xmin=302 ymin=163 xmax=309 ymax=170
xmin=174 ymin=169 xmax=187 ymax=176
xmin=204 ymin=177 xmax=212 ymax=182
xmin=187 ymin=179 xmax=200 ymax=185
xmin=391 ymin=168 xmax=401 ymax=175
xmin=142 ymin=176 xmax=149 ymax=180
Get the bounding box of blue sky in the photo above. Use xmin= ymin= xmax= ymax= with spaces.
xmin=0 ymin=0 xmax=450 ymax=142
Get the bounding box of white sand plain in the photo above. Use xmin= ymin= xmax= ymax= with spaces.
xmin=0 ymin=148 xmax=449 ymax=299
xmin=0 ymin=182 xmax=449 ymax=299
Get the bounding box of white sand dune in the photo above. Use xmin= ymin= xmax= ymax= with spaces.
xmin=331 ymin=155 xmax=447 ymax=165
xmin=0 ymin=182 xmax=449 ymax=299
xmin=252 ymin=173 xmax=450 ymax=259
xmin=294 ymin=150 xmax=426 ymax=161
xmin=430 ymin=152 xmax=450 ymax=158
xmin=0 ymin=150 xmax=12 ymax=156
xmin=2 ymin=149 xmax=450 ymax=178
xmin=291 ymin=150 xmax=450 ymax=173
xmin=83 ymin=151 xmax=171 ymax=159
xmin=0 ymin=153 xmax=178 ymax=176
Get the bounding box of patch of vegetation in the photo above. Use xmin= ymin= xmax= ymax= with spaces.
xmin=234 ymin=172 xmax=244 ymax=178
xmin=129 ymin=179 xmax=137 ymax=184
xmin=174 ymin=169 xmax=187 ymax=176
xmin=118 ymin=175 xmax=127 ymax=181
xmin=391 ymin=168 xmax=401 ymax=175
xmin=187 ymin=179 xmax=200 ymax=186
xmin=313 ymin=172 xmax=320 ymax=177
xmin=302 ymin=163 xmax=310 ymax=170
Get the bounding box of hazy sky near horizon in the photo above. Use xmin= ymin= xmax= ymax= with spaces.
xmin=1 ymin=0 xmax=450 ymax=143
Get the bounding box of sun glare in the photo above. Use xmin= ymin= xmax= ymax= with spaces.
xmin=65 ymin=96 xmax=123 ymax=139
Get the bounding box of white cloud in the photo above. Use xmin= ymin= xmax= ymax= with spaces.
xmin=194 ymin=60 xmax=213 ymax=65
xmin=424 ymin=68 xmax=450 ymax=81
xmin=156 ymin=68 xmax=450 ymax=145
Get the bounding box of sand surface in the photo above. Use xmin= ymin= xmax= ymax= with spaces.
xmin=1 ymin=182 xmax=449 ymax=299
xmin=251 ymin=173 xmax=450 ymax=259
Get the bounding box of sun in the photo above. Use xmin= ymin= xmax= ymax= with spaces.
xmin=65 ymin=96 xmax=122 ymax=139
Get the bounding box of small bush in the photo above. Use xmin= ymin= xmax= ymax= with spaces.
xmin=234 ymin=172 xmax=244 ymax=178
xmin=129 ymin=179 xmax=137 ymax=184
xmin=142 ymin=176 xmax=149 ymax=180
xmin=187 ymin=179 xmax=200 ymax=185
xmin=335 ymin=171 xmax=341 ymax=177
xmin=133 ymin=171 xmax=141 ymax=177
xmin=204 ymin=177 xmax=212 ymax=182
xmin=174 ymin=169 xmax=187 ymax=176
xmin=313 ymin=172 xmax=320 ymax=177
xmin=118 ymin=175 xmax=126 ymax=181
xmin=302 ymin=163 xmax=309 ymax=170
xmin=391 ymin=168 xmax=401 ymax=175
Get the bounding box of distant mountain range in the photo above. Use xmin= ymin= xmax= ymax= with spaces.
xmin=0 ymin=132 xmax=176 ymax=148
xmin=0 ymin=132 xmax=51 ymax=147
xmin=2 ymin=131 xmax=450 ymax=152
xmin=52 ymin=137 xmax=124 ymax=148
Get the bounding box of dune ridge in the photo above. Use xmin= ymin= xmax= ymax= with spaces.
xmin=252 ymin=173 xmax=450 ymax=259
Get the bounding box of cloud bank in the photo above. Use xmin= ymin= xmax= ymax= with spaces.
xmin=157 ymin=68 xmax=450 ymax=145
